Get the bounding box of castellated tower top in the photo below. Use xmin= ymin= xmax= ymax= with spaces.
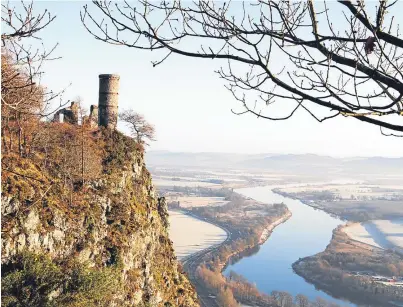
xmin=98 ymin=74 xmax=120 ymax=129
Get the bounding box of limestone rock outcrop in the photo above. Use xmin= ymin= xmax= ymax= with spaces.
xmin=1 ymin=130 xmax=198 ymax=307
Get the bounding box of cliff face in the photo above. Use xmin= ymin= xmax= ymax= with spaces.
xmin=1 ymin=130 xmax=198 ymax=307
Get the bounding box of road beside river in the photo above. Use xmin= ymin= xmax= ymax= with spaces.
xmin=169 ymin=209 xmax=231 ymax=307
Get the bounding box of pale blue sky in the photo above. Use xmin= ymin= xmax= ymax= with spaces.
xmin=10 ymin=1 xmax=403 ymax=157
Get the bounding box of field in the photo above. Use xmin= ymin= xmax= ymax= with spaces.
xmin=150 ymin=164 xmax=304 ymax=190
xmin=281 ymin=184 xmax=403 ymax=199
xmin=321 ymin=200 xmax=403 ymax=219
xmin=278 ymin=183 xmax=403 ymax=221
xmin=343 ymin=222 xmax=382 ymax=248
xmin=374 ymin=220 xmax=403 ymax=249
xmin=153 ymin=179 xmax=220 ymax=188
xmin=343 ymin=220 xmax=403 ymax=252
xmin=168 ymin=210 xmax=227 ymax=260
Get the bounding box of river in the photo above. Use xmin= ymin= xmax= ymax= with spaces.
xmin=224 ymin=186 xmax=356 ymax=307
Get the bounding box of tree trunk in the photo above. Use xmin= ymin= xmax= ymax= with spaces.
xmin=17 ymin=113 xmax=23 ymax=156
xmin=70 ymin=181 xmax=73 ymax=205
xmin=8 ymin=117 xmax=13 ymax=152
xmin=81 ymin=125 xmax=84 ymax=186
xmin=1 ymin=126 xmax=8 ymax=153
xmin=23 ymin=131 xmax=28 ymax=157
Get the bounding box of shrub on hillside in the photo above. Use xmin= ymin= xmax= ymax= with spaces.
xmin=2 ymin=251 xmax=120 ymax=307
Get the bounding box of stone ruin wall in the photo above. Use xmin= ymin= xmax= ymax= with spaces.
xmin=53 ymin=101 xmax=79 ymax=124
xmin=53 ymin=74 xmax=120 ymax=130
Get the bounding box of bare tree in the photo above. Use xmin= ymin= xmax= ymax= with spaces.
xmin=44 ymin=119 xmax=102 ymax=201
xmin=118 ymin=109 xmax=156 ymax=145
xmin=82 ymin=1 xmax=403 ymax=136
xmin=279 ymin=291 xmax=294 ymax=307
xmin=217 ymin=286 xmax=239 ymax=307
xmin=1 ymin=1 xmax=69 ymax=156
xmin=1 ymin=0 xmax=69 ymax=116
xmin=295 ymin=294 xmax=310 ymax=307
xmin=1 ymin=0 xmax=55 ymax=41
xmin=314 ymin=297 xmax=328 ymax=307
xmin=271 ymin=290 xmax=294 ymax=307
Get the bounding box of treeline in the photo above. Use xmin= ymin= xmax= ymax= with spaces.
xmin=192 ymin=195 xmax=287 ymax=239
xmin=190 ymin=191 xmax=289 ymax=274
xmin=273 ymin=189 xmax=337 ymax=203
xmin=171 ymin=186 xmax=233 ymax=197
xmin=272 ymin=189 xmax=403 ymax=222
xmin=320 ymin=228 xmax=403 ymax=277
xmin=293 ymin=227 xmax=403 ymax=306
xmin=207 ymin=230 xmax=260 ymax=268
xmin=320 ymin=249 xmax=403 ymax=277
xmin=294 ymin=261 xmax=403 ymax=307
xmin=197 ymin=266 xmax=345 ymax=307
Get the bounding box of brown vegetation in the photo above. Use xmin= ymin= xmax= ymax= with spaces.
xmin=1 ymin=1 xmax=102 ymax=192
xmin=217 ymin=286 xmax=238 ymax=307
xmin=197 ymin=265 xmax=344 ymax=307
xmin=1 ymin=0 xmax=67 ymax=157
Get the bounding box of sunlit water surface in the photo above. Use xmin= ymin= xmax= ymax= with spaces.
xmin=224 ymin=186 xmax=356 ymax=307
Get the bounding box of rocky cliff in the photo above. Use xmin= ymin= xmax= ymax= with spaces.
xmin=1 ymin=129 xmax=198 ymax=307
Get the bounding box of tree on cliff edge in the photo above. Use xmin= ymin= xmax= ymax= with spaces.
xmin=81 ymin=1 xmax=403 ymax=136
xmin=119 ymin=109 xmax=156 ymax=145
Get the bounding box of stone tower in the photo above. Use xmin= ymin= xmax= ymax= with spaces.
xmin=98 ymin=74 xmax=120 ymax=129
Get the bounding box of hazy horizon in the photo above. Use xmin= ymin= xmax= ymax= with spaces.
xmin=146 ymin=149 xmax=403 ymax=159
xmin=17 ymin=1 xmax=403 ymax=158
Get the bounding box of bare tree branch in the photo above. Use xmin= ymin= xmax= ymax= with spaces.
xmin=119 ymin=109 xmax=156 ymax=146
xmin=82 ymin=0 xmax=403 ymax=134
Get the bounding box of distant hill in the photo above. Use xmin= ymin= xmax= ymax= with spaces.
xmin=146 ymin=151 xmax=265 ymax=169
xmin=146 ymin=151 xmax=403 ymax=177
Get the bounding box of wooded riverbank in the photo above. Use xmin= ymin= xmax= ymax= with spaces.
xmin=293 ymin=225 xmax=403 ymax=307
